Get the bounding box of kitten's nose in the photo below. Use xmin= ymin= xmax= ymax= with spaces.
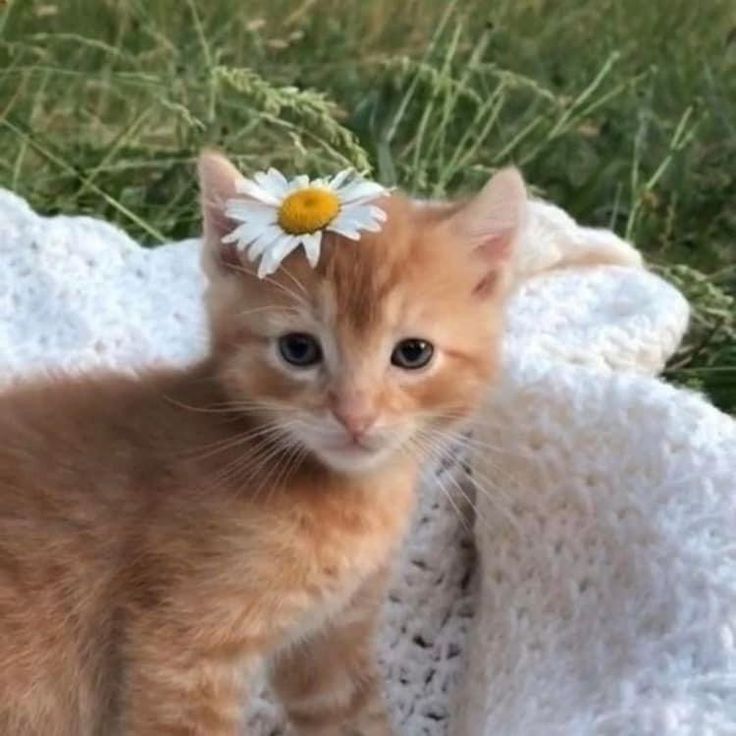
xmin=330 ymin=396 xmax=376 ymax=441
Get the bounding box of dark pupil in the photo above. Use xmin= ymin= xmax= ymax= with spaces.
xmin=279 ymin=333 xmax=321 ymax=366
xmin=402 ymin=342 xmax=425 ymax=362
xmin=393 ymin=339 xmax=433 ymax=369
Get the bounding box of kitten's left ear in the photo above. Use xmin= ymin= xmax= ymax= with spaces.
xmin=451 ymin=167 xmax=527 ymax=298
xmin=198 ymin=149 xmax=245 ymax=274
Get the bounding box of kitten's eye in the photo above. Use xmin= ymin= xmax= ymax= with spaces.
xmin=278 ymin=333 xmax=322 ymax=367
xmin=391 ymin=339 xmax=434 ymax=370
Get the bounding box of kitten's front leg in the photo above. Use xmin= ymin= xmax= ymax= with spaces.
xmin=121 ymin=618 xmax=254 ymax=736
xmin=270 ymin=569 xmax=394 ymax=736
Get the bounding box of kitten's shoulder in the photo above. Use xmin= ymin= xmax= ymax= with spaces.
xmin=0 ymin=362 xmax=214 ymax=459
xmin=0 ymin=364 xmax=184 ymax=415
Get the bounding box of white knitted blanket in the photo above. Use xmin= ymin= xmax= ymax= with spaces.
xmin=1 ymin=189 xmax=734 ymax=735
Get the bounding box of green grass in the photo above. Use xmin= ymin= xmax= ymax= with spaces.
xmin=1 ymin=0 xmax=734 ymax=411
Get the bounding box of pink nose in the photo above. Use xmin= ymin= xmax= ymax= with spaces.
xmin=331 ymin=406 xmax=376 ymax=440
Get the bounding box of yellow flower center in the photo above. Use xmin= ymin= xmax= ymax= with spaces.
xmin=277 ymin=188 xmax=340 ymax=235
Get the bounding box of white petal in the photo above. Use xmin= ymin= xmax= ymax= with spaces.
xmin=235 ymin=178 xmax=281 ymax=206
xmin=327 ymin=221 xmax=361 ymax=240
xmin=335 ymin=179 xmax=387 ymax=204
xmin=288 ymin=174 xmax=310 ymax=192
xmin=268 ymin=167 xmax=289 ymax=186
xmin=330 ymin=212 xmax=361 ymax=231
xmin=253 ymin=168 xmax=289 ymax=198
xmin=334 ymin=216 xmax=380 ymax=235
xmin=225 ymin=207 xmax=278 ymax=237
xmin=329 ymin=169 xmax=353 ymax=189
xmin=257 ymin=250 xmax=281 ymax=278
xmin=359 ymin=219 xmax=383 ymax=233
xmin=258 ymin=235 xmax=300 ymax=278
xmin=274 ymin=236 xmax=302 ymax=264
xmin=239 ymin=212 xmax=278 ymax=233
xmin=335 ymin=202 xmax=388 ymax=235
xmin=247 ymin=225 xmax=285 ymax=260
xmin=221 ymin=223 xmax=244 ymax=245
xmin=370 ymin=204 xmax=387 ymax=222
xmin=299 ymin=231 xmax=323 ymax=267
xmin=237 ymin=207 xmax=278 ymax=227
xmin=329 ymin=206 xmax=378 ymax=233
xmin=254 ymin=242 xmax=288 ymax=276
xmin=221 ymin=222 xmax=263 ymax=247
xmin=339 ymin=202 xmax=378 ymax=225
xmin=225 ymin=198 xmax=276 ymax=223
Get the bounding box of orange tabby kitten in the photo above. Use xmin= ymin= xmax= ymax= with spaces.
xmin=0 ymin=151 xmax=526 ymax=736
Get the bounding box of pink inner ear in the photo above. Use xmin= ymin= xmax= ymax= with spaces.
xmin=199 ymin=151 xmax=244 ymax=241
xmin=473 ymin=271 xmax=499 ymax=298
xmin=473 ymin=227 xmax=515 ymax=264
xmin=219 ymin=241 xmax=243 ymax=270
xmin=201 ymin=194 xmax=245 ymax=273
xmin=203 ymin=193 xmax=236 ymax=243
xmin=470 ymin=228 xmax=516 ymax=298
xmin=456 ymin=166 xmax=526 ymax=279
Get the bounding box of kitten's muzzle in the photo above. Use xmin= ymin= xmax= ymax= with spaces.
xmin=328 ymin=392 xmax=377 ymax=443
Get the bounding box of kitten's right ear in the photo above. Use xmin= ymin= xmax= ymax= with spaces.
xmin=449 ymin=167 xmax=527 ymax=299
xmin=198 ymin=149 xmax=244 ymax=274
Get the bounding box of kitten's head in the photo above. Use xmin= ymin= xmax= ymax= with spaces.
xmin=199 ymin=152 xmax=525 ymax=475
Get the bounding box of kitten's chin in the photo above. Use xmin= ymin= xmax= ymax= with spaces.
xmin=312 ymin=443 xmax=399 ymax=475
xmin=285 ymin=423 xmax=414 ymax=476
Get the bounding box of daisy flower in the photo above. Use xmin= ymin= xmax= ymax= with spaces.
xmin=223 ymin=168 xmax=389 ymax=278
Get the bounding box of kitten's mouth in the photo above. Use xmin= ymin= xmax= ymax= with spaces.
xmin=324 ymin=437 xmax=373 ymax=452
xmin=308 ymin=434 xmax=398 ymax=474
xmin=288 ymin=422 xmax=406 ymax=474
